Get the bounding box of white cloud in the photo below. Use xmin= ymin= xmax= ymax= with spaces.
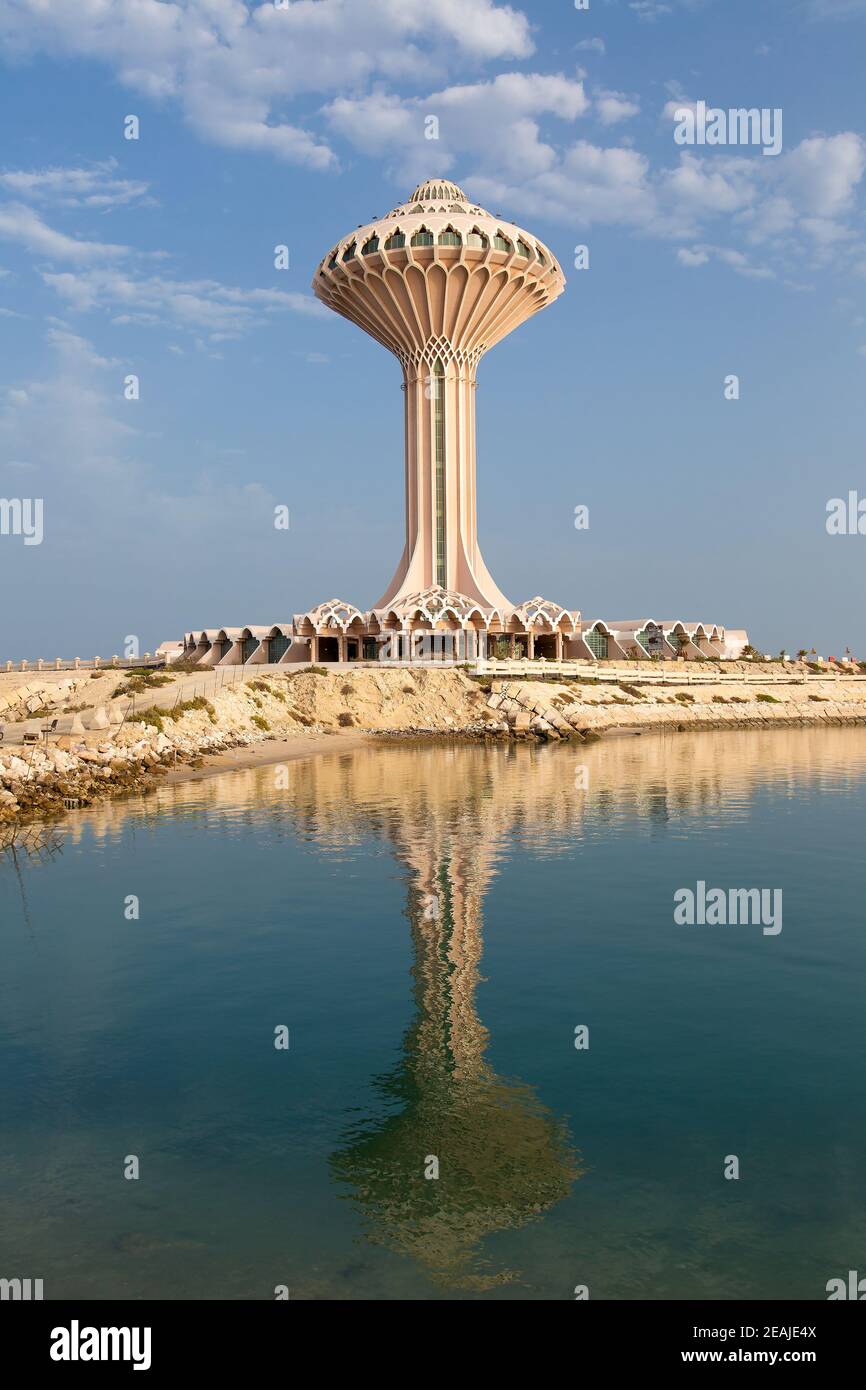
xmin=468 ymin=141 xmax=657 ymax=230
xmin=661 ymin=154 xmax=753 ymax=216
xmin=595 ymin=89 xmax=640 ymax=126
xmin=778 ymin=132 xmax=865 ymax=217
xmin=629 ymin=1 xmax=674 ymax=20
xmin=45 ymin=324 xmax=121 ymax=368
xmin=677 ymin=244 xmax=775 ymax=278
xmin=451 ymin=128 xmax=866 ymax=283
xmin=40 ymin=266 xmax=326 ymax=337
xmin=576 ymin=38 xmax=606 ymax=55
xmin=0 ymin=2 xmax=861 ymax=293
xmin=0 ymin=202 xmax=129 ymax=262
xmin=0 ymin=0 xmax=533 ymax=168
xmin=0 ymin=160 xmax=150 ymax=208
xmin=326 ymin=73 xmax=588 ymax=182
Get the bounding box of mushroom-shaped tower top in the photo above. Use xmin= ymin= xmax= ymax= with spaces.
xmin=313 ymin=177 xmax=565 ymax=366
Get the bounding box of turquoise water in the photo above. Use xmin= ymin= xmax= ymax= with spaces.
xmin=1 ymin=728 xmax=865 ymax=1300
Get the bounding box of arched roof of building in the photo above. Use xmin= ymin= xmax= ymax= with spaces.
xmin=605 ymin=619 xmax=665 ymax=635
xmin=303 ymin=599 xmax=365 ymax=631
xmin=513 ymin=597 xmax=577 ymax=630
xmin=660 ymin=621 xmax=708 ymax=637
xmin=381 ymin=586 xmax=496 ymax=626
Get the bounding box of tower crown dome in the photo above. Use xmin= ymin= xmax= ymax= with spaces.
xmin=409 ymin=178 xmax=467 ymax=203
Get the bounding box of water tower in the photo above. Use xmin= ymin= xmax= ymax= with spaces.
xmin=313 ymin=179 xmax=566 ymax=612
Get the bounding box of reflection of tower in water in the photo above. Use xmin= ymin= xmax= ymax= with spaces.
xmin=49 ymin=731 xmax=866 ymax=1286
xmin=331 ymin=813 xmax=582 ymax=1291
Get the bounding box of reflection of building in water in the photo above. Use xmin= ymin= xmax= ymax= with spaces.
xmin=19 ymin=726 xmax=866 ymax=1285
xmin=329 ymin=807 xmax=581 ymax=1290
xmin=61 ymin=724 xmax=866 ymax=852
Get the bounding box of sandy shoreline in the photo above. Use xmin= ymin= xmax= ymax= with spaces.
xmin=159 ymin=729 xmax=374 ymax=784
xmin=4 ymin=663 xmax=866 ymax=828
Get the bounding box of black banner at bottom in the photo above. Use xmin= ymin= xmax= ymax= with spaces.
xmin=1 ymin=1299 xmax=861 ymax=1374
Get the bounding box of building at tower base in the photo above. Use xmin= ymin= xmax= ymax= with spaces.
xmin=174 ymin=609 xmax=749 ymax=667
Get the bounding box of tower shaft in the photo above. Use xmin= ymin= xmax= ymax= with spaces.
xmin=375 ymin=358 xmax=508 ymax=611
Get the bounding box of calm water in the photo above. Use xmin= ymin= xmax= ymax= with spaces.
xmin=1 ymin=728 xmax=865 ymax=1301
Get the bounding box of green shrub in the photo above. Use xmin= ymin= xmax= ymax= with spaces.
xmin=112 ymin=671 xmax=174 ymax=698
xmin=137 ymin=707 xmax=164 ymax=732
xmin=164 ymin=696 xmax=216 ymax=724
xmin=251 ymin=714 xmax=270 ymax=731
xmin=756 ymin=692 xmax=780 ymax=703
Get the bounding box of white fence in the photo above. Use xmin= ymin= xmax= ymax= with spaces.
xmin=2 ymin=655 xmax=164 ymax=673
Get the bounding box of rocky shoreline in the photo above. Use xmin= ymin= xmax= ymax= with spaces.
xmin=2 ymin=664 xmax=866 ymax=830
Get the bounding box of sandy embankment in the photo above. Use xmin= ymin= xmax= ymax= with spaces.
xmin=1 ymin=662 xmax=866 ymax=825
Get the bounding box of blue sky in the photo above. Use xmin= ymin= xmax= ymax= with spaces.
xmin=1 ymin=0 xmax=865 ymax=659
